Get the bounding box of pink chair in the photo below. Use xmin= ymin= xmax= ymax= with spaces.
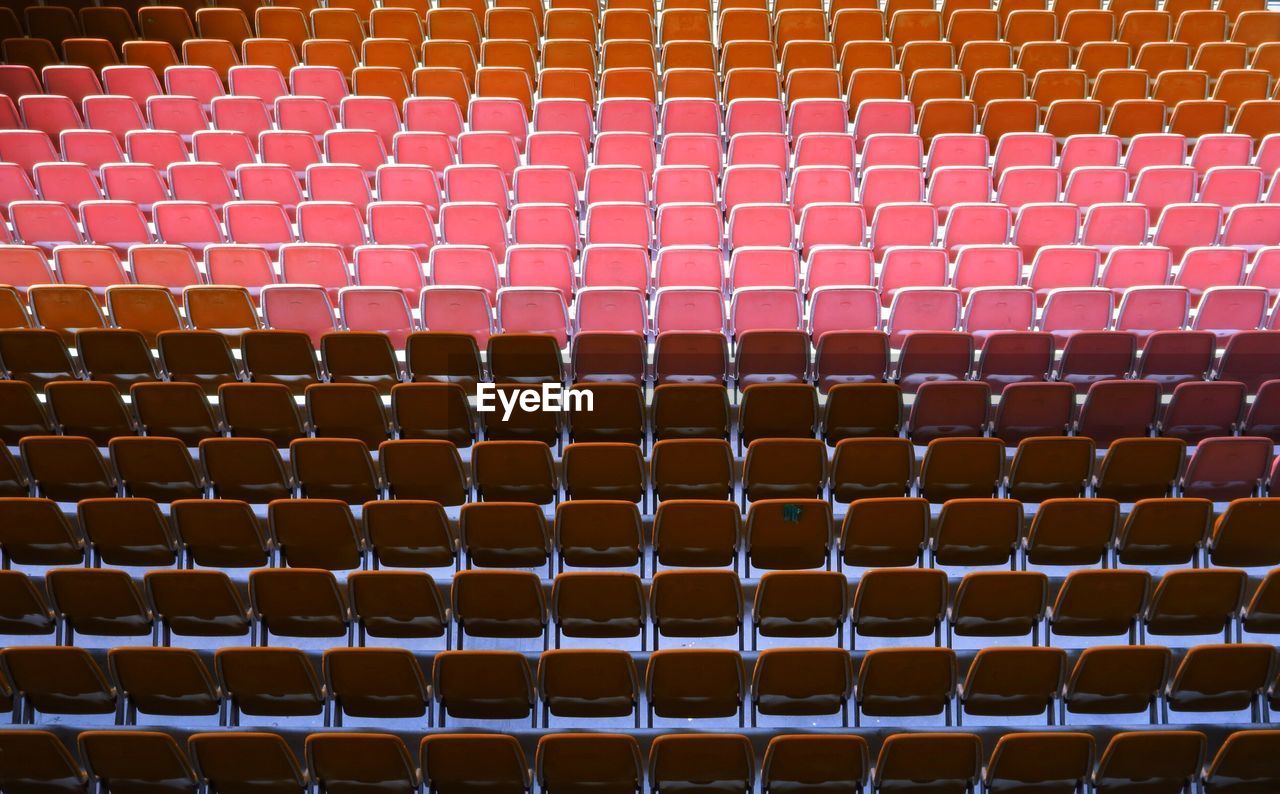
xmin=80 ymin=200 xmax=154 ymax=257
xmin=721 ymin=165 xmax=786 ymax=212
xmin=728 ymin=247 xmax=799 ymax=292
xmin=420 ymin=285 xmax=495 ymax=346
xmin=653 ymin=286 xmax=726 ymax=334
xmin=656 ymin=202 xmax=722 ymax=248
xmin=129 ymin=245 xmax=204 ymax=299
xmin=1122 ymin=133 xmax=1186 ymax=178
xmin=729 ymin=286 xmax=803 ymax=335
xmin=125 ymin=131 xmax=187 ymax=174
xmin=1080 ymin=202 xmax=1149 ymax=252
xmin=468 ymin=97 xmax=529 ymax=152
xmin=146 ymin=95 xmax=211 ymax=145
xmin=496 ymin=286 xmax=571 ymax=347
xmin=42 ymin=66 xmax=103 ymax=108
xmin=324 ymin=129 xmax=390 ymax=181
xmin=307 ymin=163 xmax=373 ymax=211
xmin=457 ymin=131 xmax=521 ymax=181
xmin=992 ymin=132 xmax=1056 ymax=180
xmin=584 ymin=166 xmax=650 ymax=206
xmin=1058 ymin=134 xmax=1122 ymax=175
xmin=1134 ymin=329 xmax=1216 ymax=393
xmin=803 ymin=247 xmax=874 ymax=295
xmin=813 ymin=331 xmax=890 ymax=392
xmin=1114 ymin=285 xmax=1191 ymax=346
xmin=0 ymin=163 xmax=37 ymax=219
xmin=654 ymin=246 xmax=724 ymax=291
xmin=580 ymin=245 xmax=650 ymax=292
xmin=532 ymin=98 xmax=593 ymax=147
xmin=428 ymin=244 xmax=500 ymax=300
xmin=661 ymin=97 xmax=722 ymax=138
xmin=1160 ymin=381 xmax=1248 ymax=446
xmin=339 ymin=95 xmax=401 ymax=150
xmin=353 ymin=245 xmax=425 ymax=304
xmin=10 ymin=200 xmax=84 ymax=254
xmin=1026 ymin=246 xmax=1097 ymax=306
xmin=852 ymin=100 xmax=915 ymax=153
xmin=879 ymin=246 xmax=948 ymax=307
xmin=438 ymin=201 xmax=508 ymax=261
xmin=258 ymin=131 xmax=323 ymax=181
xmin=377 ymin=165 xmax=443 ymax=219
xmin=237 ymin=164 xmax=303 ymax=220
xmin=1012 ymin=202 xmax=1080 ymax=262
xmin=1222 ymin=204 xmax=1280 ymax=257
xmin=205 ymin=244 xmax=277 ymax=302
xmin=0 ymin=246 xmax=54 ymax=294
xmin=942 ymin=206 xmax=1013 ymax=256
xmin=585 ymin=202 xmax=653 ymax=248
xmin=974 ymin=330 xmax=1053 ymax=392
xmin=859 ymin=165 xmax=925 ymax=217
xmin=392 ymin=131 xmax=457 ymax=176
xmin=228 ymin=65 xmax=290 ymax=107
xmin=505 ymin=244 xmax=575 ymax=304
xmin=792 ymin=133 xmax=856 ymax=170
xmin=260 ymin=283 xmax=337 ymax=347
xmin=1217 ymin=331 xmax=1280 ymax=393
xmin=404 ymin=96 xmax=465 ymax=141
xmin=1039 ymin=287 xmax=1115 ymax=349
xmin=885 ymin=287 xmax=962 ymax=347
xmin=1199 ymin=166 xmax=1264 ymax=208
xmin=788 ymin=98 xmax=847 ymax=138
xmin=726 ymin=132 xmax=789 ymax=171
xmin=1181 ymin=435 xmax=1271 ymax=501
xmin=860 ymin=133 xmax=924 ymax=170
xmin=297 ymin=200 xmax=366 ymax=260
xmin=33 ymin=162 xmax=103 ymax=210
xmin=211 ymin=96 xmax=271 ymax=151
xmin=595 ymin=97 xmax=658 ymax=136
xmin=152 ymin=201 xmax=225 ymax=256
xmin=53 ymin=245 xmax=128 ymax=301
xmin=1151 ymin=203 xmax=1223 ymax=264
xmin=525 ymin=135 xmax=589 ymax=187
xmin=963 ymin=286 xmax=1036 ymax=346
xmin=192 ymin=130 xmax=257 ymax=175
xmin=512 ymin=166 xmax=577 ymax=208
xmin=509 ymin=203 xmax=579 ymax=255
xmin=927 ymin=166 xmax=993 ymax=219
xmin=660 ymin=134 xmax=723 ymax=180
xmin=724 ymin=97 xmax=787 ymax=136
xmin=0 ymin=130 xmax=59 ymax=177
xmin=1075 ymin=378 xmax=1161 ymax=446
xmin=925 ymin=134 xmax=989 ymax=176
xmin=366 ymin=202 xmax=435 ymax=261
xmin=444 ymin=164 xmax=510 ymax=217
xmin=727 ymin=203 xmax=794 ymax=249
xmin=1193 ymin=286 xmax=1270 ymax=345
xmin=223 ymin=200 xmax=293 ymax=256
xmin=339 ymin=286 xmax=416 ymax=349
xmin=869 ymin=203 xmax=938 ymax=259
xmin=574 ymin=287 xmax=648 ymax=334
xmin=289 ymin=66 xmax=349 ymax=111
xmin=1055 ymin=330 xmax=1136 ymax=392
xmin=808 ymin=286 xmax=880 ymax=341
xmin=798 ymin=203 xmax=866 ymax=255
xmin=1175 ymin=247 xmax=1246 ymax=305
xmin=994 ymin=167 xmax=1060 ymax=211
xmin=1063 ymin=166 xmax=1128 ymax=207
xmin=1189 ymin=134 xmax=1253 ymax=181
xmin=1131 ymin=165 xmax=1197 ymax=216
xmin=952 ymin=245 xmax=1021 ymax=299
xmin=1100 ymin=246 xmax=1172 ymax=298
xmin=1245 ymin=247 xmax=1280 ymax=300
xmin=280 ymin=243 xmax=350 ymax=305
xmin=594 ymin=131 xmax=657 ymax=179
xmin=276 ymin=96 xmax=337 ymax=143
xmin=790 ymin=165 xmax=856 ymax=218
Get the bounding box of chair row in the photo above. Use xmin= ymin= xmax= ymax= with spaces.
xmin=1 ymin=727 xmax=1275 ymax=794
xmin=2 ymin=640 xmax=1279 ymax=728
xmin=5 ymin=530 xmax=1280 ymax=646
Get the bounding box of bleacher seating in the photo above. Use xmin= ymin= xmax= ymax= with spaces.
xmin=4 ymin=0 xmax=1280 ymax=788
